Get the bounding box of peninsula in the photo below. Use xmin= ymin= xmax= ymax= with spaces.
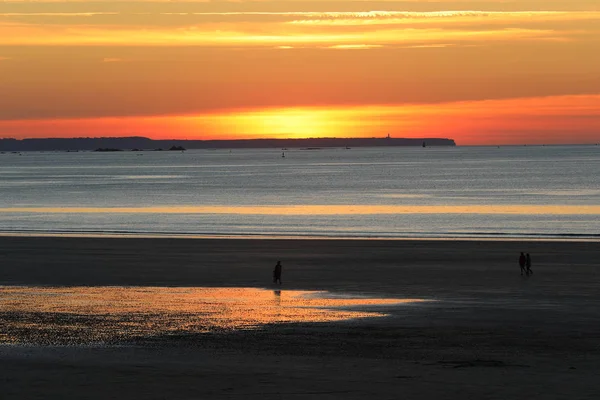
xmin=0 ymin=137 xmax=456 ymax=152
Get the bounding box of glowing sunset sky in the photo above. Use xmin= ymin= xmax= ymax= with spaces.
xmin=1 ymin=0 xmax=599 ymax=145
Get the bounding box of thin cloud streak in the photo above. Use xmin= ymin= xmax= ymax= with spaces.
xmin=1 ymin=13 xmax=119 ymax=16
xmin=0 ymin=23 xmax=567 ymax=46
xmin=286 ymin=10 xmax=600 ymax=24
xmin=4 ymin=10 xmax=600 ymax=22
xmin=2 ymin=7 xmax=598 ymax=47
xmin=327 ymin=44 xmax=384 ymax=49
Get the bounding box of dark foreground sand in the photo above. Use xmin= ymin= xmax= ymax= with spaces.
xmin=1 ymin=237 xmax=599 ymax=399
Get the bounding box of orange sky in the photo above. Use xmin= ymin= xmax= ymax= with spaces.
xmin=1 ymin=0 xmax=599 ymax=145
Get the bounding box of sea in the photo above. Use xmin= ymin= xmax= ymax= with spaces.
xmin=1 ymin=145 xmax=599 ymax=240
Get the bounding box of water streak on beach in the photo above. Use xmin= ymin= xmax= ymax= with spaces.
xmin=1 ymin=204 xmax=599 ymax=215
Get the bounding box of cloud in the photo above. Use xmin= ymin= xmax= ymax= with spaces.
xmin=327 ymin=44 xmax=384 ymax=49
xmin=0 ymin=20 xmax=574 ymax=47
xmin=0 ymin=13 xmax=119 ymax=17
xmin=286 ymin=10 xmax=600 ymax=25
xmin=2 ymin=6 xmax=599 ymax=48
xmin=403 ymin=43 xmax=454 ymax=48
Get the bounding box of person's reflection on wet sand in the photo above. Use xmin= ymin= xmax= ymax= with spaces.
xmin=273 ymin=290 xmax=282 ymax=309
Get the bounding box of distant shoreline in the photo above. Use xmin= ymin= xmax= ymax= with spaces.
xmin=0 ymin=136 xmax=455 ymax=152
xmin=1 ymin=231 xmax=598 ymax=242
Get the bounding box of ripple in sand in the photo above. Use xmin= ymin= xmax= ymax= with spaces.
xmin=0 ymin=286 xmax=425 ymax=345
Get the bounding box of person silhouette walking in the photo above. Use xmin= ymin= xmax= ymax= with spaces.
xmin=273 ymin=261 xmax=282 ymax=285
xmin=526 ymin=253 xmax=533 ymax=276
xmin=519 ymin=252 xmax=526 ymax=276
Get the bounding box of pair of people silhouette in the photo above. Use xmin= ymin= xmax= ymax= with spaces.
xmin=519 ymin=252 xmax=533 ymax=276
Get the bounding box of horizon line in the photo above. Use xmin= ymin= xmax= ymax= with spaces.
xmin=0 ymin=136 xmax=456 ymax=142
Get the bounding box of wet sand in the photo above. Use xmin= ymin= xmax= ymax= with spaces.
xmin=1 ymin=236 xmax=599 ymax=399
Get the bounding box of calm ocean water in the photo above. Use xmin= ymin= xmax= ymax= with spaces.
xmin=0 ymin=146 xmax=599 ymax=239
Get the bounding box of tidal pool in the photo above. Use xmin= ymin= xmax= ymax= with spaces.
xmin=0 ymin=286 xmax=425 ymax=345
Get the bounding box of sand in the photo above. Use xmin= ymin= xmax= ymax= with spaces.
xmin=1 ymin=236 xmax=599 ymax=399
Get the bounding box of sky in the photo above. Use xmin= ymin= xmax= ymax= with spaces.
xmin=1 ymin=0 xmax=599 ymax=145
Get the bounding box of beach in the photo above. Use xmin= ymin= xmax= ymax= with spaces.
xmin=1 ymin=236 xmax=599 ymax=399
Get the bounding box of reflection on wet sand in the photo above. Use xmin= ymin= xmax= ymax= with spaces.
xmin=0 ymin=286 xmax=424 ymax=345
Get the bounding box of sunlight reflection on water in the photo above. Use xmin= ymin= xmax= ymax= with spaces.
xmin=0 ymin=286 xmax=425 ymax=345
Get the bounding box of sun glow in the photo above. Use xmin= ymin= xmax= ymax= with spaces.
xmin=1 ymin=1 xmax=600 ymax=145
xmin=2 ymin=95 xmax=600 ymax=144
xmin=195 ymin=107 xmax=394 ymax=139
xmin=212 ymin=108 xmax=339 ymax=139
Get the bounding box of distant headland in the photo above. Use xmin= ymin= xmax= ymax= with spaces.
xmin=0 ymin=136 xmax=456 ymax=152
